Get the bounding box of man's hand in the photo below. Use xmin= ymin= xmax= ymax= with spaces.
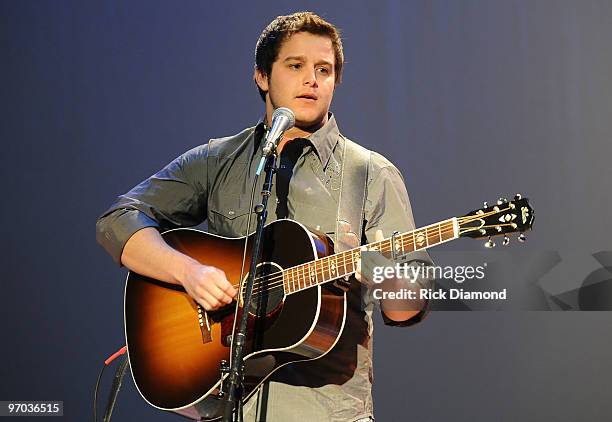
xmin=354 ymin=229 xmax=385 ymax=284
xmin=180 ymin=262 xmax=238 ymax=311
xmin=120 ymin=227 xmax=238 ymax=311
xmin=354 ymin=229 xmax=425 ymax=322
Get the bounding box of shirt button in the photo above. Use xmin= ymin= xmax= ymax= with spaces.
xmin=228 ymin=210 xmax=235 ymax=216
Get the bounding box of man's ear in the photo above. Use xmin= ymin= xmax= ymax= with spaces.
xmin=254 ymin=68 xmax=269 ymax=93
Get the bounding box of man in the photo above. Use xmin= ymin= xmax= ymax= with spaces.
xmin=97 ymin=11 xmax=432 ymax=422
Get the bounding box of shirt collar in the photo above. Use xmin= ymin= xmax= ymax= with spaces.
xmin=255 ymin=112 xmax=340 ymax=167
xmin=306 ymin=113 xmax=339 ymax=168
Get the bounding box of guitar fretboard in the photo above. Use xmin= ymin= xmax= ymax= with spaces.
xmin=281 ymin=218 xmax=458 ymax=294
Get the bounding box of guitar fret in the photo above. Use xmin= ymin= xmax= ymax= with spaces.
xmin=402 ymin=233 xmax=412 ymax=253
xmin=285 ymin=219 xmax=461 ymax=296
xmin=288 ymin=270 xmax=292 ymax=292
xmin=442 ymin=221 xmax=453 ymax=241
xmin=312 ymin=263 xmax=316 ymax=287
xmin=322 ymin=258 xmax=327 ymax=284
xmin=322 ymin=257 xmax=328 ymax=281
xmin=287 ymin=268 xmax=291 ymax=293
xmin=332 ymin=255 xmax=339 ymax=278
xmin=346 ymin=252 xmax=352 ymax=274
xmin=288 ymin=218 xmax=470 ymax=295
xmin=306 ymin=264 xmax=310 ymax=288
xmin=414 ymin=229 xmax=426 ymax=250
xmin=309 ymin=262 xmax=316 ymax=286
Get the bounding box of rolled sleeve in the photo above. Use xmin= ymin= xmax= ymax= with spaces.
xmin=96 ymin=209 xmax=159 ymax=265
xmin=364 ymin=159 xmax=435 ymax=327
xmin=380 ymin=252 xmax=435 ymax=327
xmin=95 ymin=144 xmax=209 ymax=266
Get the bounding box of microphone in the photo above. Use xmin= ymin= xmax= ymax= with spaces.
xmin=256 ymin=107 xmax=295 ymax=175
xmin=262 ymin=107 xmax=295 ymax=157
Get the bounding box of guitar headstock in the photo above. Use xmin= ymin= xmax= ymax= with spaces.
xmin=458 ymin=194 xmax=534 ymax=247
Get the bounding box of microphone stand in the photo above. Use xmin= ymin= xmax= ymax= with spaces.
xmin=221 ymin=147 xmax=278 ymax=422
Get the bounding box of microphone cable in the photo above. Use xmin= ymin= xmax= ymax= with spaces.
xmin=93 ymin=345 xmax=128 ymax=422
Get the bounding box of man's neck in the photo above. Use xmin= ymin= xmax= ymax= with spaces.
xmin=282 ymin=125 xmax=315 ymax=140
xmin=267 ymin=113 xmax=328 ymax=148
xmin=276 ymin=119 xmax=326 ymax=154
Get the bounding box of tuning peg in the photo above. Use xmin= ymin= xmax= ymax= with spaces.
xmin=502 ymin=235 xmax=510 ymax=246
xmin=497 ymin=197 xmax=508 ymax=205
xmin=514 ymin=193 xmax=522 ymax=200
xmin=518 ymin=233 xmax=526 ymax=242
xmin=483 ymin=201 xmax=489 ymax=208
xmin=484 ymin=236 xmax=496 ymax=248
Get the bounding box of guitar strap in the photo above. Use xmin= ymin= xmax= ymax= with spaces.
xmin=334 ymin=136 xmax=371 ymax=253
xmin=335 ymin=137 xmax=376 ymax=338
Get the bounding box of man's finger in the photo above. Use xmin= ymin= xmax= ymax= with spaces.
xmin=374 ymin=229 xmax=385 ymax=242
xmin=208 ymin=282 xmax=233 ymax=304
xmin=220 ymin=280 xmax=238 ymax=297
xmin=201 ymin=291 xmax=222 ymax=310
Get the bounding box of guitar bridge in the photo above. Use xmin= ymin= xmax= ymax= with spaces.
xmin=197 ymin=305 xmax=212 ymax=344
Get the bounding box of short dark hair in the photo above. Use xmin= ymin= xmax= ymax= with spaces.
xmin=254 ymin=11 xmax=344 ymax=101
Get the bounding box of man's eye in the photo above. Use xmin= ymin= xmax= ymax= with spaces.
xmin=317 ymin=67 xmax=330 ymax=75
xmin=289 ymin=63 xmax=301 ymax=69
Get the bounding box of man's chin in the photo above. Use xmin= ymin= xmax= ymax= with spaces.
xmin=294 ymin=113 xmax=328 ymax=131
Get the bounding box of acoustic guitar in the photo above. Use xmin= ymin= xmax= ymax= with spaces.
xmin=124 ymin=195 xmax=534 ymax=420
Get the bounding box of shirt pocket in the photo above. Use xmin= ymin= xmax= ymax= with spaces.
xmin=208 ymin=194 xmax=255 ymax=238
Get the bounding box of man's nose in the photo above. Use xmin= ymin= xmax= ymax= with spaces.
xmin=303 ymin=68 xmax=318 ymax=87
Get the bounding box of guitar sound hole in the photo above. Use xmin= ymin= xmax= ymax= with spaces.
xmin=246 ymin=262 xmax=285 ymax=316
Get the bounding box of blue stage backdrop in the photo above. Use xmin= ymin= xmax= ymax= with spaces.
xmin=2 ymin=1 xmax=612 ymax=421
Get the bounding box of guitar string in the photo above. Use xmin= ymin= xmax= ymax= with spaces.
xmin=233 ymin=223 xmax=456 ymax=290
xmin=248 ymin=225 xmax=519 ymax=298
xmin=243 ymin=207 xmax=511 ymax=294
xmin=241 ymin=224 xmax=459 ymax=296
xmin=232 ymin=207 xmax=522 ymax=297
xmin=240 ymin=212 xmax=519 ymax=296
xmin=247 ymin=221 xmax=521 ymax=297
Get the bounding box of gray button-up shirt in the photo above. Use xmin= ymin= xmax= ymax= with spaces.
xmin=96 ymin=114 xmax=431 ymax=421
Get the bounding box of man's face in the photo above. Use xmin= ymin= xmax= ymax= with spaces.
xmin=255 ymin=32 xmax=336 ymax=129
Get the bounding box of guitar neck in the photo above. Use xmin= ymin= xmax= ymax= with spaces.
xmin=282 ymin=218 xmax=459 ymax=294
